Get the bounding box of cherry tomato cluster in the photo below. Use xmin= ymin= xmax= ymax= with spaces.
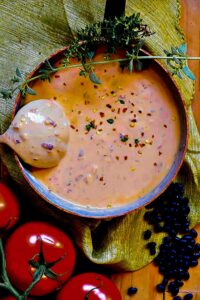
xmin=0 ymin=183 xmax=121 ymax=300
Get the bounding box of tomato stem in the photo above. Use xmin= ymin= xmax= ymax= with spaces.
xmin=0 ymin=239 xmax=21 ymax=299
xmin=22 ymin=266 xmax=46 ymax=298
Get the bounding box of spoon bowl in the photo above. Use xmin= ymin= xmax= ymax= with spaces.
xmin=0 ymin=99 xmax=69 ymax=168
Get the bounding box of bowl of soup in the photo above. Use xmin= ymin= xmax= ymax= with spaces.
xmin=14 ymin=47 xmax=188 ymax=218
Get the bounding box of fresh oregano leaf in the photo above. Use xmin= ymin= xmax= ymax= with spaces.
xmin=16 ymin=67 xmax=22 ymax=78
xmin=182 ymin=65 xmax=195 ymax=80
xmin=26 ymin=86 xmax=37 ymax=95
xmin=135 ymin=60 xmax=143 ymax=71
xmin=178 ymin=43 xmax=187 ymax=55
xmin=128 ymin=60 xmax=133 ymax=73
xmin=176 ymin=70 xmax=183 ymax=79
xmin=89 ymin=72 xmax=102 ymax=84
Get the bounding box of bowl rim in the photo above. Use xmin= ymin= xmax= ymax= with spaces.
xmin=14 ymin=46 xmax=189 ymax=219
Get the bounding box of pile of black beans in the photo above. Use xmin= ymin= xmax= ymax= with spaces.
xmin=143 ymin=182 xmax=200 ymax=300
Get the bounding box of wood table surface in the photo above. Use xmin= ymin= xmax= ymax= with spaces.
xmin=0 ymin=0 xmax=199 ymax=299
xmin=111 ymin=0 xmax=200 ymax=299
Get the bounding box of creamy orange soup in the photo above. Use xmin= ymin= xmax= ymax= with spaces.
xmin=26 ymin=51 xmax=181 ymax=208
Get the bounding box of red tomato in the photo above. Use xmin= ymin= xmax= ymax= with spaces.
xmin=5 ymin=222 xmax=76 ymax=296
xmin=0 ymin=183 xmax=20 ymax=230
xmin=56 ymin=272 xmax=122 ymax=300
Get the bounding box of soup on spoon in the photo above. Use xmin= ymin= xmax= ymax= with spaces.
xmin=0 ymin=99 xmax=69 ymax=168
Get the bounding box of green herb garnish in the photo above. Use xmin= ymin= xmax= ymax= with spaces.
xmin=120 ymin=134 xmax=129 ymax=142
xmin=107 ymin=118 xmax=114 ymax=124
xmin=134 ymin=138 xmax=140 ymax=145
xmin=1 ymin=14 xmax=198 ymax=101
xmin=85 ymin=121 xmax=95 ymax=132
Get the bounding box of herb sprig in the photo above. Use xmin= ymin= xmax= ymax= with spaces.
xmin=0 ymin=13 xmax=198 ymax=101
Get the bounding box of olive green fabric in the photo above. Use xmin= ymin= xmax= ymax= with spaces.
xmin=0 ymin=0 xmax=199 ymax=271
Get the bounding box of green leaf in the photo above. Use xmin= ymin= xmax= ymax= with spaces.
xmin=135 ymin=60 xmax=143 ymax=71
xmin=128 ymin=60 xmax=133 ymax=73
xmin=26 ymin=86 xmax=37 ymax=95
xmin=16 ymin=67 xmax=22 ymax=78
xmin=173 ymin=56 xmax=180 ymax=64
xmin=0 ymin=89 xmax=13 ymax=99
xmin=11 ymin=76 xmax=20 ymax=83
xmin=79 ymin=69 xmax=87 ymax=77
xmin=176 ymin=70 xmax=183 ymax=79
xmin=182 ymin=65 xmax=195 ymax=80
xmin=89 ymin=72 xmax=102 ymax=84
xmin=87 ymin=51 xmax=95 ymax=59
xmin=178 ymin=43 xmax=187 ymax=55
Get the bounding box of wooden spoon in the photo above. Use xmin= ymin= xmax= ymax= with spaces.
xmin=0 ymin=99 xmax=69 ymax=168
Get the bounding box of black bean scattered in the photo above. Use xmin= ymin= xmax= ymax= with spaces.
xmin=156 ymin=283 xmax=165 ymax=293
xmin=143 ymin=229 xmax=152 ymax=240
xmin=183 ymin=294 xmax=193 ymax=300
xmin=143 ymin=182 xmax=200 ymax=298
xmin=173 ymin=297 xmax=181 ymax=300
xmin=127 ymin=287 xmax=138 ymax=295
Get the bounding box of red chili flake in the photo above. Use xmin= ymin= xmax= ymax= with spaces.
xmin=41 ymin=143 xmax=54 ymax=150
xmin=117 ymin=108 xmax=121 ymax=114
xmin=78 ymin=111 xmax=81 ymax=114
xmin=76 ymin=129 xmax=79 ymax=132
xmin=140 ymin=143 xmax=145 ymax=148
xmin=70 ymin=124 xmax=75 ymax=130
xmin=106 ymin=104 xmax=112 ymax=109
xmin=100 ymin=112 xmax=105 ymax=118
xmin=141 ymin=132 xmax=144 ymax=137
xmin=63 ymin=82 xmax=67 ymax=86
xmin=99 ymin=177 xmax=104 ymax=181
xmin=147 ymin=113 xmax=152 ymax=116
xmin=104 ymin=69 xmax=107 ymax=72
xmin=163 ymin=124 xmax=167 ymax=128
xmin=116 ymin=156 xmax=119 ymax=160
xmin=112 ymin=128 xmax=116 ymax=131
xmin=154 ymin=162 xmax=157 ymax=166
xmin=54 ymin=75 xmax=60 ymax=78
xmin=134 ymin=114 xmax=137 ymax=117
xmin=81 ymin=82 xmax=84 ymax=86
xmin=131 ymin=103 xmax=135 ymax=107
xmin=110 ymin=91 xmax=115 ymax=95
xmin=138 ymin=110 xmax=142 ymax=114
xmin=130 ymin=111 xmax=134 ymax=113
xmin=159 ymin=151 xmax=162 ymax=156
xmin=98 ymin=129 xmax=103 ymax=132
xmin=53 ymin=97 xmax=57 ymax=100
xmin=129 ymin=144 xmax=132 ymax=147
xmin=132 ymin=118 xmax=137 ymax=123
xmin=100 ymin=121 xmax=103 ymax=125
xmin=124 ymin=156 xmax=128 ymax=160
xmin=131 ymin=92 xmax=134 ymax=95
xmin=122 ymin=108 xmax=128 ymax=113
xmin=94 ymin=85 xmax=98 ymax=89
xmin=84 ymin=100 xmax=90 ymax=105
xmin=152 ymin=134 xmax=155 ymax=138
xmin=111 ymin=108 xmax=115 ymax=112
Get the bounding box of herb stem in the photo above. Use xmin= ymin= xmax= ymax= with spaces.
xmin=23 ymin=55 xmax=200 ymax=86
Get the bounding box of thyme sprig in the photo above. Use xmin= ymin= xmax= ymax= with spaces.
xmin=0 ymin=13 xmax=198 ymax=101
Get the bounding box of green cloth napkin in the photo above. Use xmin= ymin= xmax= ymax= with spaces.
xmin=0 ymin=0 xmax=200 ymax=271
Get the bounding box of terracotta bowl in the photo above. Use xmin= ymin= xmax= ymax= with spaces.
xmin=14 ymin=47 xmax=188 ymax=218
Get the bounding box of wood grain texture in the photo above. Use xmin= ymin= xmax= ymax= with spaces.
xmin=111 ymin=1 xmax=200 ymax=298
